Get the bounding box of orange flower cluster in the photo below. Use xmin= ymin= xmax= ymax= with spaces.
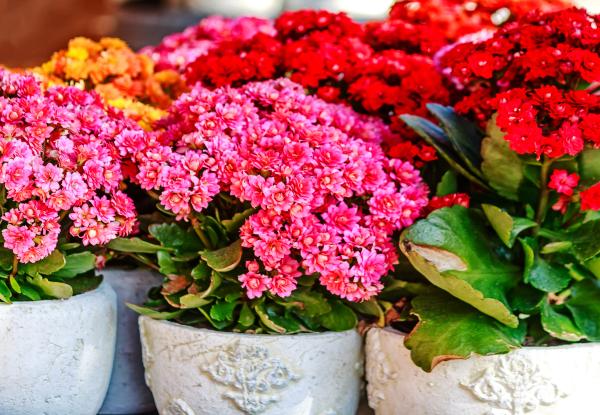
xmin=37 ymin=37 xmax=186 ymax=129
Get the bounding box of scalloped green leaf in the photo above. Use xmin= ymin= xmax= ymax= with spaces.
xmin=52 ymin=252 xmax=96 ymax=278
xmin=566 ymin=279 xmax=600 ymax=341
xmin=436 ymin=170 xmax=457 ymax=196
xmin=108 ymin=237 xmax=168 ymax=254
xmin=541 ymin=301 xmax=585 ymax=342
xmin=569 ymin=219 xmax=600 ymax=262
xmin=28 ymin=274 xmax=72 ymax=299
xmin=481 ymin=116 xmax=527 ymax=201
xmin=579 ymin=148 xmax=600 ymax=186
xmin=482 ymin=204 xmax=536 ymax=248
xmin=149 ymin=223 xmax=203 ymax=254
xmin=200 ymin=239 xmax=242 ymax=272
xmin=405 ymin=290 xmax=526 ymax=372
xmin=127 ymin=303 xmax=184 ymax=320
xmin=400 ymin=206 xmax=520 ymax=327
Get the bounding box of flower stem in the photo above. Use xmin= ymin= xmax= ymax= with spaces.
xmin=535 ymin=157 xmax=553 ymax=227
xmin=10 ymin=255 xmax=18 ymax=278
xmin=190 ymin=216 xmax=212 ymax=250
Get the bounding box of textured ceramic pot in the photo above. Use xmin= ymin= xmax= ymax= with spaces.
xmin=100 ymin=267 xmax=163 ymax=414
xmin=139 ymin=316 xmax=364 ymax=415
xmin=0 ymin=281 xmax=117 ymax=415
xmin=365 ymin=327 xmax=600 ymax=415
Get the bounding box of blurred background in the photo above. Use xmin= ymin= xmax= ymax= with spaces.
xmin=0 ymin=0 xmax=598 ymax=68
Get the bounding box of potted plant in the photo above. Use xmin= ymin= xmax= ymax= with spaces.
xmin=35 ymin=36 xmax=186 ymax=414
xmin=0 ymin=69 xmax=137 ymax=414
xmin=365 ymin=8 xmax=600 ymax=414
xmin=108 ymin=77 xmax=429 ymax=414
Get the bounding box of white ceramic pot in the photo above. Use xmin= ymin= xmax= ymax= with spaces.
xmin=365 ymin=327 xmax=600 ymax=415
xmin=139 ymin=316 xmax=364 ymax=415
xmin=100 ymin=267 xmax=163 ymax=414
xmin=0 ymin=281 xmax=117 ymax=415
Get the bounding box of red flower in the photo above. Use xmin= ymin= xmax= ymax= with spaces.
xmin=548 ymin=169 xmax=579 ymax=196
xmin=581 ymin=182 xmax=600 ymax=211
xmin=425 ymin=193 xmax=470 ymax=214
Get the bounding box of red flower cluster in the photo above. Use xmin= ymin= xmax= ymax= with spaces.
xmin=581 ymin=183 xmax=600 ymax=211
xmin=389 ymin=0 xmax=570 ymax=47
xmin=425 ymin=192 xmax=470 ymax=214
xmin=495 ymin=86 xmax=600 ymax=158
xmin=184 ymin=10 xmax=450 ymax=164
xmin=440 ymin=8 xmax=600 ymax=123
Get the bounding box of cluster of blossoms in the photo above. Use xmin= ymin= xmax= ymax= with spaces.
xmin=37 ymin=37 xmax=186 ymax=129
xmin=388 ymin=0 xmax=570 ymax=52
xmin=142 ymin=16 xmax=276 ymax=72
xmin=116 ymin=78 xmax=428 ymax=301
xmin=0 ymin=69 xmax=138 ymax=263
xmin=439 ymin=8 xmax=600 ymax=123
xmin=150 ymin=10 xmax=449 ymax=164
xmin=548 ymin=169 xmax=600 ymax=213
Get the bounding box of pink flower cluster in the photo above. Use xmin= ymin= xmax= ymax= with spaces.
xmin=142 ymin=16 xmax=276 ymax=72
xmin=0 ymin=69 xmax=138 ymax=263
xmin=118 ymin=78 xmax=428 ymax=301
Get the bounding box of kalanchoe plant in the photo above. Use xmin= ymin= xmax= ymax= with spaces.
xmin=108 ymin=78 xmax=429 ymax=333
xmin=37 ymin=37 xmax=186 ymax=129
xmin=394 ymin=8 xmax=600 ymax=372
xmin=0 ymin=69 xmax=138 ymax=302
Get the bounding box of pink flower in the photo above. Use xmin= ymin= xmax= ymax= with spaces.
xmin=2 ymin=225 xmax=35 ymax=257
xmin=239 ymin=271 xmax=269 ymax=299
xmin=269 ymin=274 xmax=297 ymax=297
xmin=548 ymin=169 xmax=579 ymax=196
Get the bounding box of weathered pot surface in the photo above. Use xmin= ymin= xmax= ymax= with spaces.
xmin=100 ymin=267 xmax=163 ymax=414
xmin=365 ymin=327 xmax=600 ymax=415
xmin=0 ymin=281 xmax=117 ymax=415
xmin=139 ymin=316 xmax=364 ymax=415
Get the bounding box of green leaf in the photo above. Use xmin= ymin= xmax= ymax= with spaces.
xmin=222 ymin=208 xmax=256 ymax=233
xmin=401 ymin=114 xmax=489 ymax=189
xmin=348 ymin=298 xmax=385 ymax=325
xmin=157 ymin=251 xmax=177 ymax=275
xmin=52 ymin=252 xmax=96 ymax=278
xmin=179 ymin=271 xmax=222 ymax=309
xmin=28 ymin=274 xmax=72 ymax=299
xmin=0 ymin=280 xmax=11 ymax=303
xmin=19 ymin=282 xmax=41 ymax=301
xmin=285 ymin=289 xmax=331 ymax=318
xmin=579 ymin=147 xmax=600 ymax=186
xmin=481 ymin=116 xmax=527 ymax=201
xmin=320 ymin=300 xmax=357 ymax=331
xmin=8 ymin=275 xmax=20 ymax=293
xmin=200 ymin=239 xmax=242 ymax=272
xmin=405 ymin=290 xmax=526 ymax=372
xmin=255 ymin=303 xmax=288 ymax=334
xmin=191 ymin=261 xmax=211 ymax=280
xmin=108 ymin=237 xmax=168 ymax=254
xmin=149 ymin=223 xmax=203 ymax=254
xmin=566 ymin=279 xmax=600 ymax=341
xmin=0 ymin=248 xmax=14 ymax=271
xmin=21 ymin=250 xmax=66 ymax=276
xmin=436 ymin=170 xmax=457 ymax=196
xmin=238 ymin=302 xmax=255 ymax=327
xmin=400 ymin=206 xmax=520 ymax=327
xmin=527 ymin=258 xmax=571 ymax=293
xmin=482 ymin=204 xmax=536 ymax=248
xmin=210 ymin=300 xmax=239 ymax=322
xmin=127 ymin=303 xmax=184 ymax=320
xmin=541 ymin=301 xmax=585 ymax=342
xmin=68 ymin=275 xmax=102 ymax=295
xmin=427 ymin=103 xmax=483 ymax=176
xmin=509 ymin=284 xmax=545 ymax=314
xmin=569 ymin=219 xmax=600 ymax=262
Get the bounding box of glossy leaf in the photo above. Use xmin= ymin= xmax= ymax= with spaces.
xmin=28 ymin=274 xmax=72 ymax=299
xmin=541 ymin=301 xmax=585 ymax=342
xmin=285 ymin=289 xmax=331 ymax=318
xmin=238 ymin=302 xmax=255 ymax=328
xmin=427 ymin=103 xmax=483 ymax=176
xmin=149 ymin=223 xmax=203 ymax=254
xmin=320 ymin=300 xmax=357 ymax=331
xmin=569 ymin=219 xmax=600 ymax=262
xmin=481 ymin=116 xmax=527 ymax=201
xmin=108 ymin=237 xmax=168 ymax=254
xmin=482 ymin=204 xmax=536 ymax=248
xmin=566 ymin=279 xmax=600 ymax=341
xmin=401 ymin=206 xmax=520 ymax=327
xmin=21 ymin=250 xmax=66 ymax=276
xmin=210 ymin=300 xmax=239 ymax=322
xmin=405 ymin=291 xmax=526 ymax=372
xmin=579 ymin=148 xmax=600 ymax=186
xmin=157 ymin=251 xmax=177 ymax=275
xmin=222 ymin=208 xmax=256 ymax=233
xmin=52 ymin=252 xmax=96 ymax=278
xmin=436 ymin=170 xmax=457 ymax=196
xmin=127 ymin=303 xmax=184 ymax=320
xmin=200 ymin=239 xmax=242 ymax=272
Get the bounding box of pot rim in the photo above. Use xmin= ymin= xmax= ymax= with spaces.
xmin=139 ymin=315 xmax=360 ymax=339
xmin=0 ymin=279 xmax=110 ymax=308
xmin=369 ymin=326 xmax=600 ymax=351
